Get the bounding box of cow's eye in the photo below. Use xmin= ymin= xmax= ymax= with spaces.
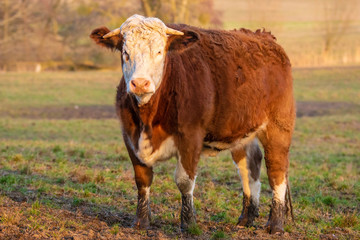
xmin=123 ymin=51 xmax=129 ymax=61
xmin=157 ymin=51 xmax=162 ymax=55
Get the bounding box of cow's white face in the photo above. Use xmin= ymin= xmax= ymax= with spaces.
xmin=102 ymin=14 xmax=184 ymax=106
xmin=121 ymin=27 xmax=168 ymax=105
xmin=91 ymin=14 xmax=199 ymax=106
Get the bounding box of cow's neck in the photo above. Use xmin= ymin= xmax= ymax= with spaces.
xmin=136 ymin=83 xmax=168 ymax=133
xmin=135 ymin=58 xmax=175 ymax=135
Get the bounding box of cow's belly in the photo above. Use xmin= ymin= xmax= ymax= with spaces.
xmin=202 ymin=132 xmax=255 ymax=157
xmin=136 ymin=132 xmax=177 ymax=167
xmin=133 ymin=122 xmax=267 ymax=164
xmin=202 ymin=122 xmax=267 ymax=156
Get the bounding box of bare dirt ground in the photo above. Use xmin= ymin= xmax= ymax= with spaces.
xmin=2 ymin=105 xmax=117 ymax=119
xmin=0 ymin=193 xmax=301 ymax=240
xmin=296 ymin=101 xmax=360 ymax=118
xmin=2 ymin=101 xmax=359 ymax=119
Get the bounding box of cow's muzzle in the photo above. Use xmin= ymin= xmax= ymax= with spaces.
xmin=129 ymin=78 xmax=154 ymax=95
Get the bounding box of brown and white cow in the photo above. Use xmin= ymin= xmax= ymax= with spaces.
xmin=90 ymin=14 xmax=295 ymax=234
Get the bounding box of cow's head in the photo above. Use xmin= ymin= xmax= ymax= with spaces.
xmin=90 ymin=14 xmax=199 ymax=106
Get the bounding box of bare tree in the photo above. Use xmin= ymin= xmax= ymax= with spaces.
xmin=246 ymin=0 xmax=282 ymax=32
xmin=320 ymin=0 xmax=358 ymax=54
xmin=35 ymin=0 xmax=62 ymax=61
xmin=140 ymin=0 xmax=161 ymax=17
xmin=0 ymin=0 xmax=222 ymax=70
xmin=139 ymin=0 xmax=221 ymax=27
xmin=0 ymin=0 xmax=37 ymax=63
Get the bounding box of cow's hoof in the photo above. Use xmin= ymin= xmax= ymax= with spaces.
xmin=132 ymin=218 xmax=150 ymax=229
xmin=180 ymin=213 xmax=196 ymax=232
xmin=266 ymin=222 xmax=284 ymax=234
xmin=180 ymin=194 xmax=196 ymax=232
xmin=237 ymin=210 xmax=259 ymax=227
xmin=266 ymin=200 xmax=285 ymax=234
xmin=237 ymin=196 xmax=259 ymax=227
xmin=237 ymin=215 xmax=253 ymax=227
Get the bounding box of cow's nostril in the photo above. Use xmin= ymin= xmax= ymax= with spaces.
xmin=130 ymin=78 xmax=151 ymax=94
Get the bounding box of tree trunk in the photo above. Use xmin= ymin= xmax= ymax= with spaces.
xmin=3 ymin=0 xmax=9 ymax=41
xmin=140 ymin=0 xmax=154 ymax=17
xmin=178 ymin=0 xmax=188 ymax=23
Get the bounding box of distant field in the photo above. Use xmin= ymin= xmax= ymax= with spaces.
xmin=0 ymin=69 xmax=359 ymax=239
xmin=214 ymin=0 xmax=360 ymax=67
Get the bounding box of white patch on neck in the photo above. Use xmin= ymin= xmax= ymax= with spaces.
xmin=273 ymin=178 xmax=287 ymax=203
xmin=136 ymin=131 xmax=177 ymax=167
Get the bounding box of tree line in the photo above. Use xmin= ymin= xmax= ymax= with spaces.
xmin=0 ymin=0 xmax=221 ymax=70
xmin=0 ymin=0 xmax=358 ymax=70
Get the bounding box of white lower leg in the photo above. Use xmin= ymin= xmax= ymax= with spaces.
xmin=236 ymin=157 xmax=261 ymax=204
xmin=174 ymin=159 xmax=196 ymax=195
xmin=174 ymin=158 xmax=196 ymax=228
xmin=143 ymin=186 xmax=150 ymax=200
xmin=273 ymin=178 xmax=286 ymax=204
xmin=249 ymin=177 xmax=261 ymax=205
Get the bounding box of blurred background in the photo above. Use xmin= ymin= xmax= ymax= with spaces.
xmin=0 ymin=1 xmax=360 ymax=239
xmin=1 ymin=0 xmax=360 ymax=71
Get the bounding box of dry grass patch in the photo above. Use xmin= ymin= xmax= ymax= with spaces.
xmin=69 ymin=167 xmax=92 ymax=184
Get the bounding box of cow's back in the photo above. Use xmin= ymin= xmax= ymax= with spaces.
xmin=166 ymin=24 xmax=294 ymax=143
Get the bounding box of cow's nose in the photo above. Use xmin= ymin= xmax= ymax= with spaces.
xmin=129 ymin=78 xmax=152 ymax=95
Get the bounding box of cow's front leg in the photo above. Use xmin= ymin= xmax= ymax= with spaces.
xmin=175 ymin=132 xmax=203 ymax=231
xmin=132 ymin=163 xmax=153 ymax=229
xmin=124 ymin=137 xmax=154 ymax=229
xmin=175 ymin=157 xmax=197 ymax=231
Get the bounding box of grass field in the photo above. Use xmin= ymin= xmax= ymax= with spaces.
xmin=0 ymin=68 xmax=359 ymax=239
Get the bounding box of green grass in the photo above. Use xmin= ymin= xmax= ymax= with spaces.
xmin=293 ymin=67 xmax=360 ymax=103
xmin=186 ymin=223 xmax=203 ymax=235
xmin=0 ymin=70 xmax=359 ymax=239
xmin=0 ymin=71 xmax=119 ymax=107
xmin=0 ymin=118 xmax=122 ymax=142
xmin=211 ymin=230 xmax=229 ymax=239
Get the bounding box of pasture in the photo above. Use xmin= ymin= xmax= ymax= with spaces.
xmin=0 ymin=68 xmax=359 ymax=239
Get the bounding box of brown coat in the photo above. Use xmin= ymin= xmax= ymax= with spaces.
xmin=90 ymin=23 xmax=295 ymax=233
xmin=113 ymin=25 xmax=294 ymax=179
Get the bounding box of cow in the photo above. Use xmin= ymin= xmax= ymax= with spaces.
xmin=90 ymin=14 xmax=295 ymax=234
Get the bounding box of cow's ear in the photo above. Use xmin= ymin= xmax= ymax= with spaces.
xmin=167 ymin=30 xmax=199 ymax=52
xmin=90 ymin=26 xmax=123 ymax=51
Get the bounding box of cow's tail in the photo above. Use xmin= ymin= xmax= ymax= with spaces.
xmin=285 ymin=179 xmax=295 ymax=225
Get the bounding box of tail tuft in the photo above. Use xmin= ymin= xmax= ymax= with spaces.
xmin=285 ymin=180 xmax=296 ymax=225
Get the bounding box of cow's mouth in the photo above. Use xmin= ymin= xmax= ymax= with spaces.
xmin=133 ymin=92 xmax=154 ymax=107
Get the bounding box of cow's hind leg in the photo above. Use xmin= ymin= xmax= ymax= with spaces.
xmin=258 ymin=122 xmax=293 ymax=234
xmin=231 ymin=139 xmax=263 ymax=227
